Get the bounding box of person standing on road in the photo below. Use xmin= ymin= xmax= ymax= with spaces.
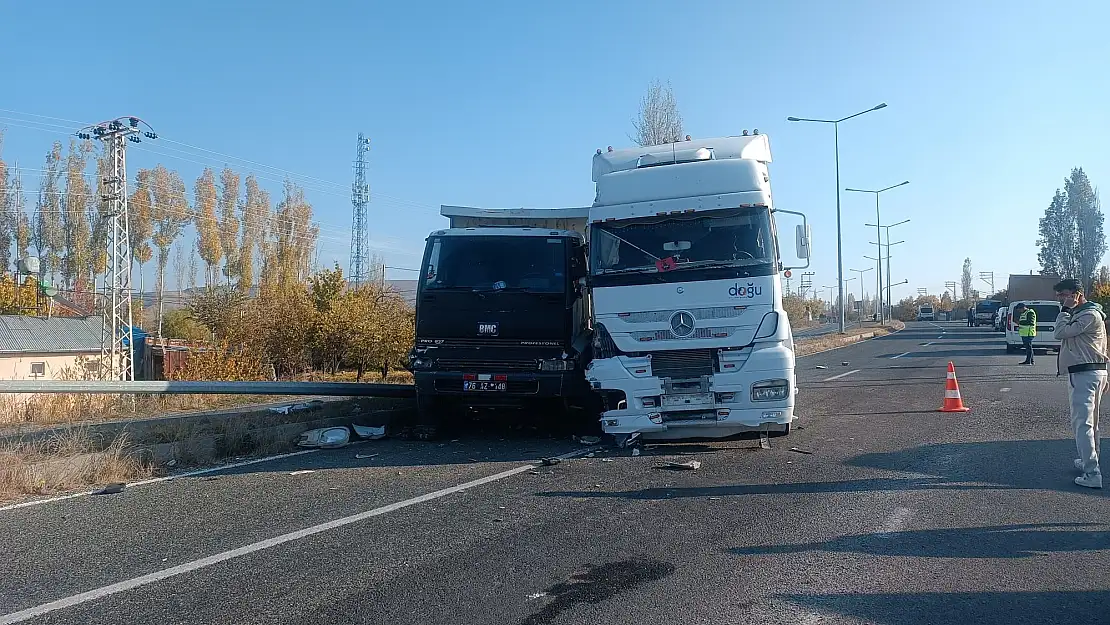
xmin=1053 ymin=278 xmax=1106 ymax=489
xmin=1014 ymin=303 xmax=1037 ymax=365
xmin=968 ymin=306 xmax=975 ymax=327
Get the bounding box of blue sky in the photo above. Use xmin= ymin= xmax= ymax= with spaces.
xmin=2 ymin=0 xmax=1108 ymax=301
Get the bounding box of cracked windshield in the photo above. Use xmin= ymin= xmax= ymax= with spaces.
xmin=1 ymin=2 xmax=1107 ymax=624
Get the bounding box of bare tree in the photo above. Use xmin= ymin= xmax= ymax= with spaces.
xmin=630 ymin=80 xmax=684 ymax=147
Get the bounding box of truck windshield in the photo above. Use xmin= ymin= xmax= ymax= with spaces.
xmin=421 ymin=236 xmax=567 ymax=293
xmin=590 ymin=208 xmax=774 ymax=275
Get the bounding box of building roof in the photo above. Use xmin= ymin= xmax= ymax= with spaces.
xmin=0 ymin=315 xmax=103 ymax=354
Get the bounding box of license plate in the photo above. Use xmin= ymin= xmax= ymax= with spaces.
xmin=661 ymin=393 xmax=714 ymax=408
xmin=463 ymin=381 xmax=507 ymax=392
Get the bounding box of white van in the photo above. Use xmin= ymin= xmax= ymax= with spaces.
xmin=1004 ymin=300 xmax=1062 ymax=353
xmin=917 ymin=304 xmax=934 ymax=321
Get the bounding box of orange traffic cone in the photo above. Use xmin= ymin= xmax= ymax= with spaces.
xmin=940 ymin=361 xmax=971 ymax=412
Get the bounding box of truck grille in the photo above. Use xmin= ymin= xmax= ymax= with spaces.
xmin=435 ymin=358 xmax=538 ymax=372
xmin=650 ymin=349 xmax=715 ymax=379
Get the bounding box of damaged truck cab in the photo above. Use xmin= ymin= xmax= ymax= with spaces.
xmin=585 ymin=134 xmax=811 ymax=441
xmin=408 ymin=208 xmax=594 ymax=434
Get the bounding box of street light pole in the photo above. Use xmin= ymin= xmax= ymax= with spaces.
xmin=788 ymin=103 xmax=888 ymax=335
xmin=849 ymin=267 xmax=873 ymax=326
xmin=865 ymin=218 xmax=909 ymax=320
xmin=846 ymin=181 xmax=909 ymax=326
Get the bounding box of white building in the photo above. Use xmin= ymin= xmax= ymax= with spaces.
xmin=0 ymin=316 xmax=102 ymax=381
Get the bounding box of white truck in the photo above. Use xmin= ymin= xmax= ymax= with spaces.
xmin=584 ymin=134 xmax=809 ymax=442
xmin=436 ymin=133 xmax=810 ymax=442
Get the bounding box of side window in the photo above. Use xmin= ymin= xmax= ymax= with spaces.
xmin=424 ymin=238 xmax=442 ymax=286
xmin=30 ymin=362 xmax=46 ymax=378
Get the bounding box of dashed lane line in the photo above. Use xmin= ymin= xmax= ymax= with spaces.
xmin=821 ymin=369 xmax=861 ymax=382
xmin=0 ymin=446 xmax=598 ymax=624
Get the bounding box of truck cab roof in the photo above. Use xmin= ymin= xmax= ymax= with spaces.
xmin=428 ymin=226 xmax=584 ymax=241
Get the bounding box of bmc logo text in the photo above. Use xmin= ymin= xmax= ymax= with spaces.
xmin=729 ymin=282 xmax=763 ymax=298
xmin=477 ymin=323 xmax=499 ymax=336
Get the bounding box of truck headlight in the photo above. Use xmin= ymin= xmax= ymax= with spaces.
xmin=539 ymin=359 xmax=574 ymax=371
xmin=410 ymin=358 xmax=433 ymax=370
xmin=751 ymin=379 xmax=789 ymax=401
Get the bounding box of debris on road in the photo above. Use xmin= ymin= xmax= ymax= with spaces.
xmin=354 ymin=453 xmax=379 ymax=460
xmin=789 ymin=447 xmax=814 ymax=455
xmin=297 ymin=427 xmax=351 ymax=449
xmin=351 ymin=424 xmax=387 ymax=440
xmin=632 ymin=448 xmax=641 ymax=457
xmin=759 ymin=432 xmax=771 ymax=450
xmin=541 ymin=457 xmax=562 ymax=466
xmin=601 ymin=458 xmax=614 ymax=463
xmin=289 ymin=470 xmax=316 ymax=476
xmin=815 ymin=365 xmax=828 ymax=370
xmin=585 ymin=453 xmax=596 ymax=458
xmin=615 ymin=432 xmax=642 ymax=449
xmin=841 ymin=361 xmax=850 ymax=366
xmin=576 ymin=435 xmax=601 ymax=445
xmin=270 ymin=399 xmax=326 ymax=415
xmin=661 ymin=460 xmax=701 ymax=471
xmin=92 ymin=483 xmax=125 ymax=496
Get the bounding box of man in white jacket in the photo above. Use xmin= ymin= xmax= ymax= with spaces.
xmin=1053 ymin=278 xmax=1106 ymax=489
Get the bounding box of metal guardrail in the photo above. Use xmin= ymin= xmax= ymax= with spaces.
xmin=0 ymin=381 xmax=416 ymax=397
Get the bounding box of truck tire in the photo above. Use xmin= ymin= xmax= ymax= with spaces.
xmin=412 ymin=392 xmax=454 ymax=441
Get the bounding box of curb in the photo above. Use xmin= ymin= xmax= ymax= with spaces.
xmin=796 ymin=322 xmax=905 ymax=359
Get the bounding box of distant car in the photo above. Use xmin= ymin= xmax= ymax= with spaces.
xmin=917 ymin=304 xmax=934 ymax=321
xmin=1004 ymin=300 xmax=1062 ymax=353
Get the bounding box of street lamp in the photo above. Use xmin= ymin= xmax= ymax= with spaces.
xmin=865 ymin=236 xmax=906 ymax=318
xmin=849 ymin=267 xmax=873 ymax=325
xmin=788 ymin=102 xmax=888 ymax=334
xmin=847 ymin=181 xmax=910 ymax=326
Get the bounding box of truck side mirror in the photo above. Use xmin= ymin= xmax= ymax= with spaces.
xmin=796 ymin=224 xmax=811 ymax=260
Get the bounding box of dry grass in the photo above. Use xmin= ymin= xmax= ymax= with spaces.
xmin=0 ymin=393 xmax=305 ymax=429
xmin=0 ymin=429 xmax=153 ymax=503
xmin=795 ymin=322 xmax=901 ymax=357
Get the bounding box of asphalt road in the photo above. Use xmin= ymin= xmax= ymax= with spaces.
xmin=2 ymin=321 xmax=1107 ymax=625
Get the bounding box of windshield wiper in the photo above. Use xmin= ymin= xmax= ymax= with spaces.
xmin=672 ymin=259 xmax=770 ymax=270
xmin=595 ymin=266 xmax=658 ymax=276
xmin=472 ymin=285 xmax=537 ymax=294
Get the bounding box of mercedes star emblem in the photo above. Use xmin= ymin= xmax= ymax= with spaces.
xmin=670 ymin=311 xmax=695 ymax=337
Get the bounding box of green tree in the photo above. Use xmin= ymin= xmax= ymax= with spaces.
xmin=238 ymin=174 xmax=268 ymax=293
xmin=0 ymin=140 xmax=12 ymax=272
xmin=160 ymin=308 xmax=211 ymax=343
xmin=33 ymin=142 xmax=64 ymax=282
xmin=194 ymin=168 xmax=221 ymax=287
xmin=61 ymin=139 xmax=95 ymax=291
xmin=1067 ymin=168 xmax=1105 ymax=290
xmin=1038 ymin=168 xmax=1106 ymax=289
xmin=218 ymin=168 xmax=241 ymax=288
xmin=151 ymin=165 xmax=191 ymax=336
xmin=188 ymin=286 xmax=246 ymax=340
xmin=12 ymin=170 xmax=30 ymax=261
xmin=128 ymin=169 xmax=155 ymax=298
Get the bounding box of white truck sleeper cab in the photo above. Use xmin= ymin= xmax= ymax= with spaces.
xmin=584 ymin=134 xmax=810 ymax=441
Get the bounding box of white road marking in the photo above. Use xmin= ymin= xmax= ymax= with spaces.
xmin=921 ymin=342 xmax=934 ymax=346
xmin=0 ymin=449 xmax=322 ymax=513
xmin=891 ymin=351 xmax=912 ymax=359
xmin=876 ymin=507 xmax=913 ymax=538
xmin=821 ymin=369 xmax=861 ymax=382
xmin=1000 ymin=388 xmax=1011 ymax=392
xmin=0 ymin=447 xmax=596 ymax=624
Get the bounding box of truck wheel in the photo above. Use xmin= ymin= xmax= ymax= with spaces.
xmin=413 ymin=392 xmax=450 ymax=441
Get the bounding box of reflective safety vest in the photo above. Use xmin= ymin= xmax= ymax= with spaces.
xmin=1018 ymin=309 xmax=1037 ymax=337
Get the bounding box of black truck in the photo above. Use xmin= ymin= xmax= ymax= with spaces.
xmin=407 ymin=225 xmax=594 ymax=435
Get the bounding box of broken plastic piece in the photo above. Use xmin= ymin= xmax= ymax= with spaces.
xmin=662 ymin=460 xmax=701 ymax=471
xmin=355 ymin=453 xmax=379 ymax=459
xmin=841 ymin=361 xmax=850 ymax=366
xmin=297 ymin=427 xmax=350 ymax=449
xmin=577 ymin=436 xmax=601 ymax=445
xmin=815 ymin=365 xmax=827 ymax=370
xmin=351 ymin=424 xmax=387 ymax=440
xmin=788 ymin=447 xmax=814 ymax=455
xmin=289 ymin=470 xmax=315 ymax=476
xmin=631 ymin=448 xmax=641 ymax=457
xmin=92 ymin=483 xmax=125 ymax=495
xmin=541 ymin=457 xmax=562 ymax=466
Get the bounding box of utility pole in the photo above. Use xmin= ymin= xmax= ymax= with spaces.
xmin=350 ymin=134 xmax=371 ymax=287
xmin=800 ymin=271 xmax=814 ymax=299
xmin=979 ymin=271 xmax=995 ymax=296
xmin=847 ymin=181 xmax=909 ymax=326
xmin=77 ymin=117 xmax=157 ymax=381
